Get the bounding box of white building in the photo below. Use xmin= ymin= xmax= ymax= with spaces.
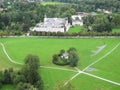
xmin=71 ymin=15 xmax=83 ymax=26
xmin=103 ymin=9 xmax=112 ymax=14
xmin=0 ymin=0 xmax=4 ymax=2
xmin=71 ymin=12 xmax=89 ymax=26
xmin=31 ymin=18 xmax=70 ymax=33
xmin=97 ymin=8 xmax=112 ymax=14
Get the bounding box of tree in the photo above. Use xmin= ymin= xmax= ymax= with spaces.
xmin=0 ymin=77 xmax=3 ymax=88
xmin=92 ymin=20 xmax=112 ymax=32
xmin=21 ymin=54 xmax=43 ymax=89
xmin=111 ymin=14 xmax=120 ymax=28
xmin=0 ymin=55 xmax=43 ymax=90
xmin=52 ymin=54 xmax=59 ymax=62
xmin=60 ymin=49 xmax=65 ymax=55
xmin=3 ymin=69 xmax=12 ymax=84
xmin=24 ymin=54 xmax=40 ymax=70
xmin=0 ymin=31 xmax=4 ymax=37
xmin=22 ymin=23 xmax=30 ymax=32
xmin=13 ymin=74 xmax=26 ymax=85
xmin=35 ymin=80 xmax=44 ymax=90
xmin=22 ymin=54 xmax=39 ymax=84
xmin=17 ymin=82 xmax=37 ymax=90
xmin=68 ymin=48 xmax=79 ymax=67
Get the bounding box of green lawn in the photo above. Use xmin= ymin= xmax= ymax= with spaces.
xmin=41 ymin=1 xmax=63 ymax=6
xmin=0 ymin=37 xmax=120 ymax=90
xmin=0 ymin=85 xmax=16 ymax=90
xmin=68 ymin=26 xmax=83 ymax=33
xmin=40 ymin=69 xmax=76 ymax=90
xmin=112 ymin=28 xmax=120 ymax=33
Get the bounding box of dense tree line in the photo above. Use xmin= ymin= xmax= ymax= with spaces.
xmin=30 ymin=30 xmax=120 ymax=36
xmin=83 ymin=14 xmax=120 ymax=33
xmin=83 ymin=15 xmax=112 ymax=32
xmin=0 ymin=1 xmax=120 ymax=36
xmin=45 ymin=0 xmax=120 ymax=12
xmin=0 ymin=2 xmax=76 ymax=34
xmin=0 ymin=54 xmax=43 ymax=90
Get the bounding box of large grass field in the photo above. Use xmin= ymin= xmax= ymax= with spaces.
xmin=41 ymin=1 xmax=64 ymax=6
xmin=0 ymin=37 xmax=120 ymax=90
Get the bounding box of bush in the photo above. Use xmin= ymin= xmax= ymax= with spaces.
xmin=0 ymin=78 xmax=3 ymax=88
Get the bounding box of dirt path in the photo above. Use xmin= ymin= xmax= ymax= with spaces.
xmin=2 ymin=42 xmax=120 ymax=87
xmin=0 ymin=43 xmax=23 ymax=65
xmin=64 ymin=42 xmax=120 ymax=86
xmin=0 ymin=43 xmax=77 ymax=73
xmin=83 ymin=42 xmax=120 ymax=71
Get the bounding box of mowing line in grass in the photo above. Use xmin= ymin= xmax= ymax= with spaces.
xmin=82 ymin=42 xmax=120 ymax=71
xmin=40 ymin=66 xmax=77 ymax=72
xmin=64 ymin=42 xmax=120 ymax=86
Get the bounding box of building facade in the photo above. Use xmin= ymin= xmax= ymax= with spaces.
xmin=31 ymin=18 xmax=70 ymax=33
xmin=71 ymin=12 xmax=89 ymax=26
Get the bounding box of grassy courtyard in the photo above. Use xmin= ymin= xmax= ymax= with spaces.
xmin=68 ymin=26 xmax=83 ymax=33
xmin=112 ymin=28 xmax=120 ymax=33
xmin=0 ymin=37 xmax=120 ymax=90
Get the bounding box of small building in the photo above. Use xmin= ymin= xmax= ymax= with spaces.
xmin=103 ymin=9 xmax=112 ymax=14
xmin=0 ymin=8 xmax=3 ymax=11
xmin=71 ymin=15 xmax=83 ymax=26
xmin=71 ymin=12 xmax=89 ymax=26
xmin=31 ymin=18 xmax=70 ymax=33
xmin=97 ymin=8 xmax=112 ymax=14
xmin=61 ymin=52 xmax=69 ymax=60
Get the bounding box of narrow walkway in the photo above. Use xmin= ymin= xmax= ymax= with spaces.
xmin=0 ymin=42 xmax=77 ymax=73
xmin=1 ymin=42 xmax=120 ymax=87
xmin=40 ymin=66 xmax=77 ymax=72
xmin=64 ymin=42 xmax=120 ymax=86
xmin=83 ymin=42 xmax=120 ymax=71
xmin=0 ymin=43 xmax=23 ymax=65
xmin=79 ymin=67 xmax=120 ymax=86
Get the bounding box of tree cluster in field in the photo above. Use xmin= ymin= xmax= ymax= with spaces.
xmin=0 ymin=54 xmax=43 ymax=90
xmin=52 ymin=47 xmax=79 ymax=67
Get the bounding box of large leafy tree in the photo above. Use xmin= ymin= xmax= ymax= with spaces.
xmin=22 ymin=54 xmax=41 ymax=85
xmin=68 ymin=47 xmax=79 ymax=67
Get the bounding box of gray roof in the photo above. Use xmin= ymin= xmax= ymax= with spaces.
xmin=37 ymin=18 xmax=68 ymax=28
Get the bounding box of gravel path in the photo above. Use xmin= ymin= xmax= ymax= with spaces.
xmin=0 ymin=43 xmax=77 ymax=73
xmin=64 ymin=42 xmax=120 ymax=86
